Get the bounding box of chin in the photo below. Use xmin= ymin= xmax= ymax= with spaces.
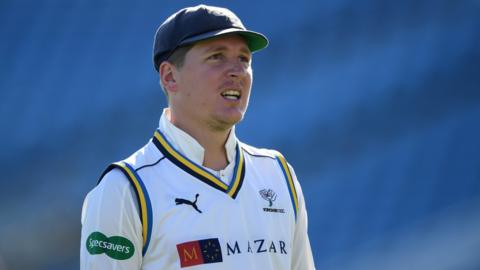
xmin=226 ymin=111 xmax=245 ymax=124
xmin=210 ymin=113 xmax=244 ymax=131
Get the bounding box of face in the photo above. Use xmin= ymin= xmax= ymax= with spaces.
xmin=166 ymin=34 xmax=253 ymax=132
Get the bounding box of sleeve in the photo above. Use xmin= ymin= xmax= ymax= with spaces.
xmin=80 ymin=169 xmax=143 ymax=270
xmin=289 ymin=165 xmax=316 ymax=270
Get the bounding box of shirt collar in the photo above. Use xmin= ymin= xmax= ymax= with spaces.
xmin=158 ymin=108 xmax=237 ymax=167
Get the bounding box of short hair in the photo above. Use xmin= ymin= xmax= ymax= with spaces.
xmin=167 ymin=44 xmax=194 ymax=68
xmin=159 ymin=44 xmax=194 ymax=97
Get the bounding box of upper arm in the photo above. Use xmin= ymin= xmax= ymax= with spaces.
xmin=80 ymin=169 xmax=143 ymax=270
xmin=288 ymin=165 xmax=316 ymax=270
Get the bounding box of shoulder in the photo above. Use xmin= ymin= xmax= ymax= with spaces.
xmin=240 ymin=142 xmax=277 ymax=159
xmin=83 ymin=169 xmax=137 ymax=224
xmin=240 ymin=142 xmax=297 ymax=179
xmin=91 ymin=168 xmax=134 ymax=202
xmin=95 ymin=139 xmax=166 ymax=190
xmin=240 ymin=142 xmax=287 ymax=160
xmin=123 ymin=139 xmax=166 ymax=171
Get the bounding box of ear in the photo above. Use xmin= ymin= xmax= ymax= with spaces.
xmin=159 ymin=62 xmax=178 ymax=93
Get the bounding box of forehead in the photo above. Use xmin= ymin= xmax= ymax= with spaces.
xmin=191 ymin=34 xmax=251 ymax=54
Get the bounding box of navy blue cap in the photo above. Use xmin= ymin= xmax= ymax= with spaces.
xmin=153 ymin=5 xmax=269 ymax=71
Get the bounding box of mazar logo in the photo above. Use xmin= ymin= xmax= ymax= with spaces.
xmin=225 ymin=239 xmax=288 ymax=256
xmin=176 ymin=237 xmax=288 ymax=268
xmin=86 ymin=231 xmax=134 ymax=260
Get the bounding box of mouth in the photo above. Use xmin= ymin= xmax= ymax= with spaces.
xmin=221 ymin=89 xmax=241 ymax=100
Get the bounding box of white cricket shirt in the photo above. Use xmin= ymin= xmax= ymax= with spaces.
xmin=80 ymin=109 xmax=315 ymax=270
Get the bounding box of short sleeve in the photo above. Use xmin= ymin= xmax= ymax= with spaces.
xmin=80 ymin=169 xmax=143 ymax=270
xmin=288 ymin=165 xmax=316 ymax=270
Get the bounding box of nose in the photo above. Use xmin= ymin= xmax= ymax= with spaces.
xmin=227 ymin=60 xmax=249 ymax=79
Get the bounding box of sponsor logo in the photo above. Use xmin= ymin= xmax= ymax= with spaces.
xmin=176 ymin=238 xmax=288 ymax=267
xmin=177 ymin=238 xmax=222 ymax=268
xmin=175 ymin=193 xmax=202 ymax=213
xmin=259 ymin=189 xmax=285 ymax=213
xmin=86 ymin=231 xmax=134 ymax=260
xmin=226 ymin=239 xmax=288 ymax=256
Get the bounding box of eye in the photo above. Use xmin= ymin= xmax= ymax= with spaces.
xmin=239 ymin=55 xmax=251 ymax=63
xmin=207 ymin=53 xmax=224 ymax=60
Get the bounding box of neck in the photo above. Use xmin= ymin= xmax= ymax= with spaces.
xmin=168 ymin=109 xmax=231 ymax=171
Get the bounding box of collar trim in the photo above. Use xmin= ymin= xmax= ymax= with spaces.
xmin=152 ymin=129 xmax=245 ymax=199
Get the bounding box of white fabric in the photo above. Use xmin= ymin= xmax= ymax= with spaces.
xmin=159 ymin=108 xmax=237 ymax=185
xmin=81 ymin=170 xmax=143 ymax=270
xmin=80 ymin=110 xmax=316 ymax=270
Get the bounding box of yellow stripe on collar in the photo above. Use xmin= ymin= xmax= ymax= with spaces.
xmin=228 ymin=148 xmax=244 ymax=197
xmin=154 ymin=131 xmax=228 ymax=190
xmin=153 ymin=130 xmax=245 ymax=199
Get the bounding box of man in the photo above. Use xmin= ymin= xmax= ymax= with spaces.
xmin=81 ymin=5 xmax=315 ymax=270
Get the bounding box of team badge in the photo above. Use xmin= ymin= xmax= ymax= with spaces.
xmin=176 ymin=238 xmax=223 ymax=268
xmin=259 ymin=189 xmax=285 ymax=213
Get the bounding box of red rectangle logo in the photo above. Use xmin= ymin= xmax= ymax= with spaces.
xmin=177 ymin=240 xmax=204 ymax=268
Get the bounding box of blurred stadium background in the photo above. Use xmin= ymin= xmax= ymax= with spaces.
xmin=1 ymin=0 xmax=479 ymax=269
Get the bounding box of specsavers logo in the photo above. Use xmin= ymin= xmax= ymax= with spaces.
xmin=86 ymin=231 xmax=134 ymax=260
